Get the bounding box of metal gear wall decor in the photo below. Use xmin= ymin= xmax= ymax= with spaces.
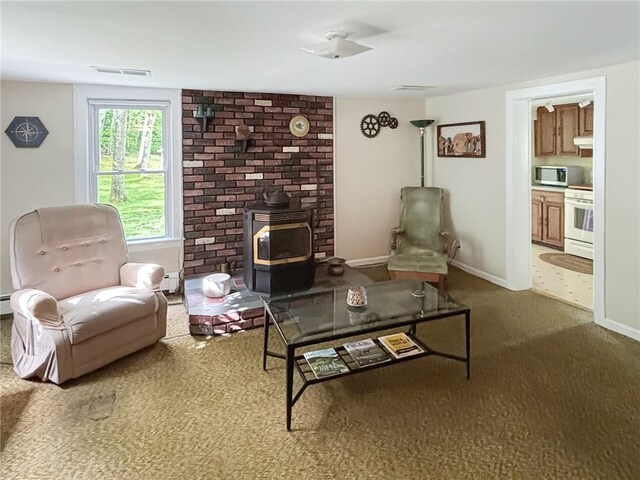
xmin=360 ymin=111 xmax=400 ymax=138
xmin=377 ymin=111 xmax=391 ymax=127
xmin=5 ymin=116 xmax=49 ymax=148
xmin=360 ymin=114 xmax=380 ymax=138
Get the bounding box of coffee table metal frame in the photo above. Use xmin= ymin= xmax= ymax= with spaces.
xmin=262 ymin=282 xmax=471 ymax=430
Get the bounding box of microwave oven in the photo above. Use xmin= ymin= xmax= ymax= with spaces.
xmin=534 ymin=166 xmax=583 ymax=187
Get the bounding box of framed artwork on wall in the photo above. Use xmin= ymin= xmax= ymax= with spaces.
xmin=437 ymin=121 xmax=485 ymax=158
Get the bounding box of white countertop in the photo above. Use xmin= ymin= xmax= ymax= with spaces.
xmin=531 ymin=185 xmax=568 ymax=193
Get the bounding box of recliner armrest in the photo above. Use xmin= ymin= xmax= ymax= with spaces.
xmin=120 ymin=263 xmax=165 ymax=290
xmin=10 ymin=289 xmax=62 ymax=327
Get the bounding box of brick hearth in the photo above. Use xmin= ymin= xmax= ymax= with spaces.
xmin=182 ymin=90 xmax=334 ymax=276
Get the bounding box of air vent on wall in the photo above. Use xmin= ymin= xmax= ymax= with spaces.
xmin=391 ymin=85 xmax=433 ymax=91
xmin=91 ymin=66 xmax=151 ymax=76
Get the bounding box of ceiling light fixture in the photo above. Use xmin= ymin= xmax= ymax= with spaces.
xmin=544 ymin=102 xmax=555 ymax=113
xmin=578 ymin=99 xmax=592 ymax=108
xmin=299 ymin=31 xmax=371 ymax=60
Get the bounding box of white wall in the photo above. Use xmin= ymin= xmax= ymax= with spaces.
xmin=1 ymin=81 xmax=76 ymax=294
xmin=0 ymin=81 xmax=182 ymax=296
xmin=334 ymin=98 xmax=425 ymax=262
xmin=425 ymin=61 xmax=640 ymax=335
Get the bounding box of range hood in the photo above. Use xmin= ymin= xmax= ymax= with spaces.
xmin=573 ymin=136 xmax=593 ymax=149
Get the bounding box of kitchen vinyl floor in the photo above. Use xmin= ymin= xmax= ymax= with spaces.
xmin=532 ymin=243 xmax=593 ymax=311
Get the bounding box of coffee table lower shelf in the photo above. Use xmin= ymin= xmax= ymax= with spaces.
xmin=265 ymin=321 xmax=470 ymax=430
xmin=294 ymin=335 xmax=464 ymax=385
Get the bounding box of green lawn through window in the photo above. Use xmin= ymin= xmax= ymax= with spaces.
xmin=98 ymin=154 xmax=165 ymax=239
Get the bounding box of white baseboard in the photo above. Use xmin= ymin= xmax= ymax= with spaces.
xmin=346 ymin=255 xmax=390 ymax=267
xmin=595 ymin=317 xmax=640 ymax=341
xmin=450 ymin=260 xmax=508 ymax=288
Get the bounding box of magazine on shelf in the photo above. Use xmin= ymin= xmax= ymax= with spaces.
xmin=303 ymin=348 xmax=350 ymax=379
xmin=378 ymin=333 xmax=424 ymax=359
xmin=343 ymin=339 xmax=391 ymax=367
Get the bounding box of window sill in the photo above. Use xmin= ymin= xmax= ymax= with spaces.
xmin=127 ymin=237 xmax=182 ymax=252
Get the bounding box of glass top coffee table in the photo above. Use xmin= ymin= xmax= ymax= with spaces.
xmin=262 ymin=279 xmax=471 ymax=430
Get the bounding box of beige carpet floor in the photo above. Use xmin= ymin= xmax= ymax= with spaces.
xmin=1 ymin=267 xmax=639 ymax=479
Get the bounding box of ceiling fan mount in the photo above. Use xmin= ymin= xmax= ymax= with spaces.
xmin=300 ymin=31 xmax=372 ymax=60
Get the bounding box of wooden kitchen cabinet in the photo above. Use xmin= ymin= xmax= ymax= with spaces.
xmin=578 ymin=103 xmax=594 ymax=157
xmin=534 ymin=107 xmax=556 ymax=157
xmin=555 ymin=104 xmax=580 ymax=156
xmin=534 ymin=103 xmax=581 ymax=157
xmin=579 ymin=103 xmax=593 ymax=136
xmin=531 ymin=189 xmax=564 ymax=250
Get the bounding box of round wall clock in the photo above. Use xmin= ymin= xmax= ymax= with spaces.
xmin=289 ymin=115 xmax=310 ymax=137
xmin=5 ymin=116 xmax=49 ymax=148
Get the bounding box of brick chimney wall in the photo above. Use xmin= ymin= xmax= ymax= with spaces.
xmin=182 ymin=90 xmax=334 ymax=277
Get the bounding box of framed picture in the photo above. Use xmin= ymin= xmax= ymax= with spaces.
xmin=437 ymin=121 xmax=486 ymax=158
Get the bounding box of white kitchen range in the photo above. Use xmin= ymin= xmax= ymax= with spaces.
xmin=564 ymin=188 xmax=594 ymax=259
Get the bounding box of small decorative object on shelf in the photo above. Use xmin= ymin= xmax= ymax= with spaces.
xmin=289 ymin=115 xmax=310 ymax=137
xmin=5 ymin=116 xmax=49 ymax=148
xmin=193 ymin=103 xmax=217 ymax=131
xmin=347 ymin=285 xmax=367 ymax=307
xmin=360 ymin=111 xmax=399 ymax=138
xmin=235 ymin=124 xmax=251 ymax=153
xmin=327 ymin=257 xmax=346 ymax=276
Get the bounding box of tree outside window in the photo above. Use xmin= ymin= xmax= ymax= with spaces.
xmin=97 ymin=108 xmax=166 ymax=239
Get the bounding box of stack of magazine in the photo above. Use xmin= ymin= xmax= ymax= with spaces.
xmin=303 ymin=333 xmax=424 ymax=379
xmin=343 ymin=339 xmax=391 ymax=367
xmin=303 ymin=348 xmax=350 ymax=379
xmin=378 ymin=333 xmax=424 ymax=359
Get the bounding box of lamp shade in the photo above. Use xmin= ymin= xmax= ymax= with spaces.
xmin=410 ymin=119 xmax=435 ymax=128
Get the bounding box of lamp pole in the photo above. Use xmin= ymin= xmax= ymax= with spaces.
xmin=410 ymin=119 xmax=435 ymax=187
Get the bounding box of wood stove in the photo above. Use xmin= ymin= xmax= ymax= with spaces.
xmin=243 ymin=202 xmax=315 ymax=294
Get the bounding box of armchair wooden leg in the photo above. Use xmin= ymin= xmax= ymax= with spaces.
xmin=438 ymin=275 xmax=448 ymax=293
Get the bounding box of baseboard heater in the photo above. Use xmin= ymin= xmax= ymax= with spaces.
xmin=160 ymin=271 xmax=180 ymax=294
xmin=1 ymin=294 xmax=12 ymax=317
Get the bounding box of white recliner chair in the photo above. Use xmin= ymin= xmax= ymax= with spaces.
xmin=9 ymin=204 xmax=167 ymax=384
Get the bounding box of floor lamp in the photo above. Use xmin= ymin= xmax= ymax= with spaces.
xmin=410 ymin=119 xmax=435 ymax=187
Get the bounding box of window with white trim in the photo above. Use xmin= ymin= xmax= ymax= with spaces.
xmin=87 ymin=100 xmax=174 ymax=240
xmin=75 ymin=86 xmax=182 ymax=246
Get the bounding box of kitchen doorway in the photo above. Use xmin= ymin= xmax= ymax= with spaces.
xmin=505 ymin=77 xmax=605 ymax=324
xmin=529 ymin=94 xmax=594 ymax=310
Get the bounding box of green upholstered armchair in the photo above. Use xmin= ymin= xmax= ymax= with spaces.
xmin=387 ymin=187 xmax=449 ymax=291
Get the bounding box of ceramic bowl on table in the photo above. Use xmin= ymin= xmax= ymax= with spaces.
xmin=203 ymin=273 xmax=232 ymax=298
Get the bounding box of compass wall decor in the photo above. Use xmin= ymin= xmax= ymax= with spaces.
xmin=5 ymin=116 xmax=49 ymax=148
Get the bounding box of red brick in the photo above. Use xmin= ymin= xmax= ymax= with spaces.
xmin=182 ymin=89 xmax=335 ymax=269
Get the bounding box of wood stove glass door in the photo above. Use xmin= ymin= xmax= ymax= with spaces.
xmin=253 ymin=222 xmax=312 ymax=266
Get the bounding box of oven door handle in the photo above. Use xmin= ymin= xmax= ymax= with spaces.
xmin=565 ymin=199 xmax=593 ymax=206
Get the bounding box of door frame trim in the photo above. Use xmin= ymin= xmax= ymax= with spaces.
xmin=505 ymin=76 xmax=606 ymax=326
